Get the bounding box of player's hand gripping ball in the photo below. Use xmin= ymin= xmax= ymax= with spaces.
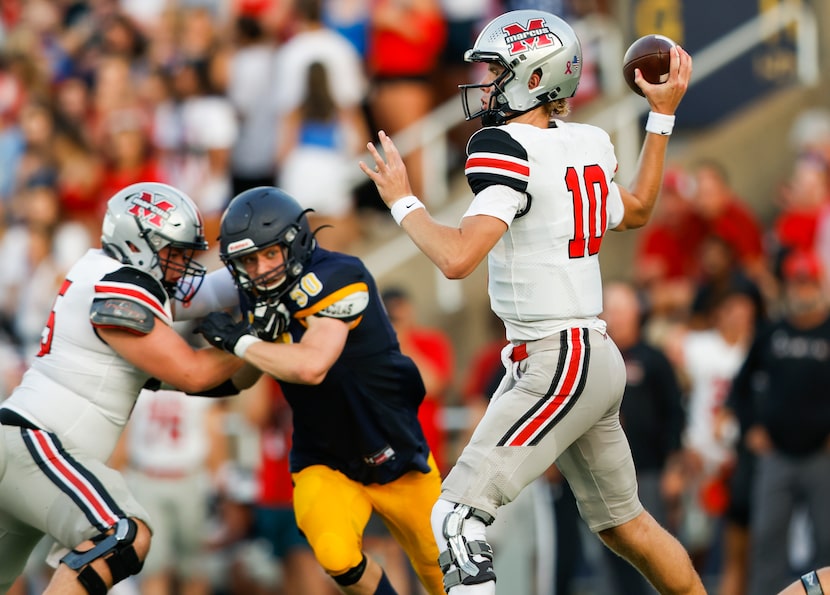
xmin=623 ymin=34 xmax=677 ymax=96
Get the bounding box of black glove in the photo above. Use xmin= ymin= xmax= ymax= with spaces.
xmin=250 ymin=302 xmax=291 ymax=342
xmin=196 ymin=311 xmax=256 ymax=354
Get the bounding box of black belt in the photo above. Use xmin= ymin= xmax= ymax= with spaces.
xmin=0 ymin=409 xmax=39 ymax=430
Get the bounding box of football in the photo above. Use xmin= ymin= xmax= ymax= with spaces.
xmin=622 ymin=34 xmax=677 ymax=96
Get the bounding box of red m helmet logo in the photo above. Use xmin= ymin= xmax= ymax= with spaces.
xmin=502 ymin=18 xmax=554 ymax=54
xmin=127 ymin=192 xmax=176 ymax=228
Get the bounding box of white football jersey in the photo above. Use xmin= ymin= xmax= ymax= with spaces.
xmin=1 ymin=249 xmax=173 ymax=461
xmin=682 ymin=329 xmax=746 ymax=471
xmin=126 ymin=389 xmax=213 ymax=474
xmin=463 ymin=121 xmax=625 ymax=342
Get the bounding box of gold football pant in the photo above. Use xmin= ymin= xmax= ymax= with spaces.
xmin=292 ymin=455 xmax=444 ymax=595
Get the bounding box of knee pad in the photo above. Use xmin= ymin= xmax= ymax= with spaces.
xmin=435 ymin=502 xmax=496 ymax=591
xmin=313 ymin=531 xmax=364 ymax=577
xmin=332 ymin=554 xmax=367 ymax=587
xmin=60 ymin=518 xmax=145 ymax=595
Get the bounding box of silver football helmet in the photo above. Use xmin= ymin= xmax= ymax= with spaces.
xmin=101 ymin=182 xmax=209 ymax=303
xmin=460 ymin=10 xmax=582 ymax=126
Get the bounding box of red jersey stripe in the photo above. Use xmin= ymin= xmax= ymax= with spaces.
xmin=466 ymin=156 xmax=531 ymax=177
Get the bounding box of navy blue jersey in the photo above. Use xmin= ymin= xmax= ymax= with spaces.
xmin=277 ymin=248 xmax=430 ymax=485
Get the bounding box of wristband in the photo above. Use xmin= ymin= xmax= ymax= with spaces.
xmin=390 ymin=196 xmax=425 ymax=225
xmin=800 ymin=571 xmax=823 ymax=595
xmin=234 ymin=334 xmax=263 ymax=358
xmin=645 ymin=111 xmax=675 ymax=136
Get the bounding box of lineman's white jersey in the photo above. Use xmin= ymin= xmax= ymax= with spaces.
xmin=126 ymin=389 xmax=213 ymax=474
xmin=463 ymin=120 xmax=625 ymax=342
xmin=0 ymin=249 xmax=173 ymax=461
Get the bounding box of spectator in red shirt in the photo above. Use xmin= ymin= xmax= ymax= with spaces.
xmin=771 ymin=153 xmax=830 ymax=273
xmin=689 ymin=159 xmax=766 ymax=282
xmin=635 ymin=166 xmax=707 ymax=319
xmin=367 ymin=0 xmax=446 ymax=201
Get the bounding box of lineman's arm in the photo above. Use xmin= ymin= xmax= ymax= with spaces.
xmin=173 ymin=267 xmax=239 ymax=321
xmin=99 ymin=322 xmax=245 ymax=395
xmin=359 ymin=130 xmax=505 ymax=279
xmin=238 ymin=314 xmax=348 ymax=385
xmin=615 ymin=44 xmax=693 ymax=231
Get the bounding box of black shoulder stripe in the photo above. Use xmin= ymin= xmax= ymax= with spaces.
xmin=466 ymin=127 xmax=527 ymax=159
xmin=100 ymin=267 xmax=167 ymax=304
xmin=465 ymin=127 xmax=530 ymax=195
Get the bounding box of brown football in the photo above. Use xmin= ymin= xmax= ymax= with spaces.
xmin=622 ymin=34 xmax=677 ymax=96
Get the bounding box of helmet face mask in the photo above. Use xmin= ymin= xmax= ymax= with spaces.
xmin=219 ymin=187 xmax=315 ymax=308
xmin=228 ymin=244 xmax=291 ymax=299
xmin=460 ymin=60 xmax=515 ymax=126
xmin=157 ymin=245 xmax=207 ymax=303
xmin=460 ymin=10 xmax=582 ymax=126
xmin=101 ymin=182 xmax=208 ymax=303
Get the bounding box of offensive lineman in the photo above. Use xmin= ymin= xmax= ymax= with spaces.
xmin=361 ymin=9 xmax=705 ymax=595
xmin=190 ymin=186 xmax=445 ymax=595
xmin=0 ymin=182 xmax=251 ymax=594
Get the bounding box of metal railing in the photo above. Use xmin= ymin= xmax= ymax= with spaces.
xmin=358 ymin=2 xmax=820 ymax=309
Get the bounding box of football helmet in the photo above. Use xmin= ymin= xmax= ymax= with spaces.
xmin=219 ymin=186 xmax=315 ymax=306
xmin=460 ymin=10 xmax=582 ymax=126
xmin=101 ymin=182 xmax=208 ymax=303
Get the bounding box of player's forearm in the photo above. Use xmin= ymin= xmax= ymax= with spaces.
xmin=399 ymin=211 xmax=479 ymax=278
xmin=617 ymin=133 xmax=671 ymax=230
xmin=173 ymin=348 xmax=246 ymax=394
xmin=241 ymin=341 xmax=330 ymax=385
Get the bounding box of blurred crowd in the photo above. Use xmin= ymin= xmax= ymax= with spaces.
xmin=1 ymin=0 xmax=830 ymax=594
xmin=0 ymin=0 xmax=611 ymax=378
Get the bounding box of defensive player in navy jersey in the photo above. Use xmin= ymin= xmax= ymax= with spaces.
xmin=193 ymin=186 xmax=444 ymax=595
xmin=360 ymin=9 xmax=702 ymax=595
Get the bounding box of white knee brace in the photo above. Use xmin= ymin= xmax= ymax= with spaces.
xmin=431 ymin=499 xmax=496 ymax=592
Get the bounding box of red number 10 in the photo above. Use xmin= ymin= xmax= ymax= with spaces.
xmin=567 ymin=164 xmax=608 ymax=258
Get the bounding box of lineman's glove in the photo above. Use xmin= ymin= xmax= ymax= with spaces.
xmin=197 ymin=312 xmax=258 ymax=355
xmin=251 ymin=302 xmax=291 ymax=342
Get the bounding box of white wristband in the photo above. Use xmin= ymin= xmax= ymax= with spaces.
xmin=233 ymin=334 xmax=262 ymax=358
xmin=645 ymin=111 xmax=675 ymax=136
xmin=390 ymin=196 xmax=425 ymax=226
